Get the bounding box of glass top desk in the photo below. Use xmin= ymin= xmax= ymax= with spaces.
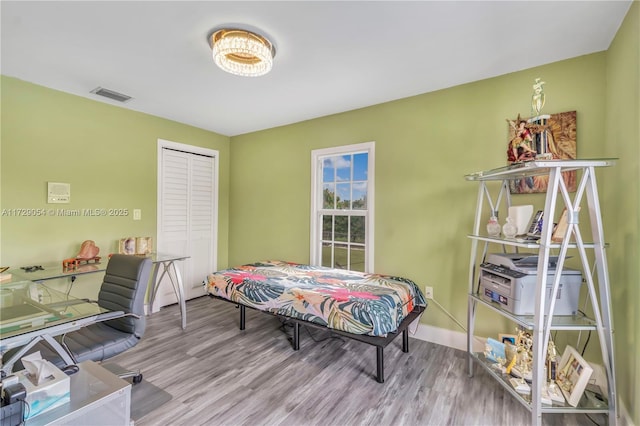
xmin=7 ymin=261 xmax=106 ymax=284
xmin=0 ymin=280 xmax=116 ymax=377
xmin=6 ymin=252 xmax=190 ymax=330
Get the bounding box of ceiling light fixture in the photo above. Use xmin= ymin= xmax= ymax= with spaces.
xmin=210 ymin=28 xmax=275 ymax=77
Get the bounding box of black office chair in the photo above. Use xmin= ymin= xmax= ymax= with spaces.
xmin=9 ymin=254 xmax=152 ymax=383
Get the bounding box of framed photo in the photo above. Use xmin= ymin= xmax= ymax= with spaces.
xmin=551 ymin=208 xmax=569 ymax=242
xmin=484 ymin=337 xmax=506 ymax=364
xmin=551 ymin=207 xmax=580 ymax=243
xmin=135 ymin=237 xmax=153 ymax=255
xmin=119 ymin=237 xmax=136 ymax=255
xmin=499 ymin=333 xmax=517 ymax=346
xmin=556 ymin=345 xmax=593 ymax=407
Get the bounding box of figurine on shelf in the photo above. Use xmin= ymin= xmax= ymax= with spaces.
xmin=487 ymin=215 xmax=501 ymax=237
xmin=511 ymin=328 xmax=533 ymax=382
xmin=547 ymin=340 xmax=558 ymax=382
xmin=502 ymin=217 xmax=518 ymax=239
xmin=531 ymin=78 xmax=546 ymax=117
xmin=507 ymin=116 xmax=537 ymax=163
xmin=62 ymin=240 xmax=101 ymax=270
xmin=505 ymin=352 xmax=517 ymax=375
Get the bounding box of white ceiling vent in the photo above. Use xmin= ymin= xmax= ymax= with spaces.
xmin=90 ymin=87 xmax=132 ymax=103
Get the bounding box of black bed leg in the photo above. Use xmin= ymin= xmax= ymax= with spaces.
xmin=402 ymin=329 xmax=409 ymax=353
xmin=376 ymin=346 xmax=384 ymax=383
xmin=240 ymin=305 xmax=246 ymax=330
xmin=293 ymin=322 xmax=300 ymax=350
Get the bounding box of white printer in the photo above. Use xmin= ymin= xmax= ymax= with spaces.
xmin=479 ymin=253 xmax=582 ymax=316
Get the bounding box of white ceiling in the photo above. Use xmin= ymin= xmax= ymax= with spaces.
xmin=1 ymin=1 xmax=632 ymax=137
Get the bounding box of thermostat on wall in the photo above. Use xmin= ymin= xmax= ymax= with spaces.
xmin=48 ymin=182 xmax=71 ymax=203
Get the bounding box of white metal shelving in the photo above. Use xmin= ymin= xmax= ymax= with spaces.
xmin=465 ymin=159 xmax=617 ymax=425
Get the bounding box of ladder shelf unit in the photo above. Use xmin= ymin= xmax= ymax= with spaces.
xmin=465 ymin=159 xmax=617 ymax=425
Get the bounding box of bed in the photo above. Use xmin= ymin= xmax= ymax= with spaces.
xmin=203 ymin=260 xmax=427 ymax=382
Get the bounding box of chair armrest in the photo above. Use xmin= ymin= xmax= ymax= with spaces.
xmin=94 ymin=311 xmax=126 ymax=322
xmin=94 ymin=311 xmax=141 ymax=322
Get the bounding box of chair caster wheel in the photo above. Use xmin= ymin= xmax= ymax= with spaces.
xmin=133 ymin=374 xmax=143 ymax=384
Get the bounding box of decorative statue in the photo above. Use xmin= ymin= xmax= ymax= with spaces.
xmin=531 ymin=78 xmax=546 ymax=116
xmin=511 ymin=328 xmax=533 ymax=381
xmin=507 ymin=114 xmax=537 ymax=163
xmin=77 ymin=240 xmax=100 ymax=259
xmin=547 ymin=339 xmax=558 ymax=382
xmin=62 ymin=240 xmax=101 ymax=269
xmin=545 ymin=339 xmax=564 ymax=402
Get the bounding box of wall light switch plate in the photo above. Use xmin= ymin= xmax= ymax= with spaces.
xmin=133 ymin=209 xmax=141 ymax=220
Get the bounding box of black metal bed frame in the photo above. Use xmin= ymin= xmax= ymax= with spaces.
xmin=209 ymin=294 xmax=426 ymax=383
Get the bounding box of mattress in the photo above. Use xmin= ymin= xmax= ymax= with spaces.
xmin=204 ymin=260 xmax=426 ymax=337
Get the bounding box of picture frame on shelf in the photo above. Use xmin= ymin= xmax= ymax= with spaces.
xmin=484 ymin=337 xmax=506 ymax=364
xmin=119 ymin=236 xmax=153 ymax=255
xmin=551 ymin=207 xmax=581 ymax=242
xmin=119 ymin=237 xmax=136 ymax=255
xmin=556 ymin=345 xmax=593 ymax=407
xmin=499 ymin=333 xmax=517 ymax=346
xmin=135 ymin=237 xmax=153 ymax=255
xmin=551 ymin=208 xmax=569 ymax=242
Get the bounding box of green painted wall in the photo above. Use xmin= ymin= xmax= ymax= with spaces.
xmin=230 ymin=53 xmax=607 ymax=334
xmin=0 ymin=77 xmax=231 ymax=272
xmin=230 ymin=36 xmax=638 ymax=420
xmin=604 ymin=1 xmax=640 ymax=422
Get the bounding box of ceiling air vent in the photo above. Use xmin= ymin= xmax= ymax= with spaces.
xmin=90 ymin=87 xmax=132 ymax=103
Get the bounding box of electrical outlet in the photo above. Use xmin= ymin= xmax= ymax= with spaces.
xmin=425 ymin=286 xmax=433 ymax=299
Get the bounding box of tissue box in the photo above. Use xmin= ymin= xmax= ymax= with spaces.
xmin=16 ymin=362 xmax=70 ymax=419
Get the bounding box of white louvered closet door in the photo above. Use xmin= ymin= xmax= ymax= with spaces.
xmin=156 ymin=144 xmax=217 ymax=308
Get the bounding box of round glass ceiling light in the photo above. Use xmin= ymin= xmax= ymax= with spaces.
xmin=210 ymin=28 xmax=275 ymax=77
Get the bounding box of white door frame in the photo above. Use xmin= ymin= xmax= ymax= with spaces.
xmin=156 ymin=138 xmax=219 ymax=310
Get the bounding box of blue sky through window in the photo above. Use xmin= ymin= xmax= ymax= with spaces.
xmin=322 ymin=152 xmax=368 ymax=210
xmin=322 ymin=153 xmax=368 ymax=183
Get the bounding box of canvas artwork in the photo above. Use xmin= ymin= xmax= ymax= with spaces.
xmin=507 ymin=111 xmax=577 ymax=194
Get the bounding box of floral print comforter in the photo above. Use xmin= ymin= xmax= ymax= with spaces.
xmin=204 ymin=260 xmax=426 ymax=337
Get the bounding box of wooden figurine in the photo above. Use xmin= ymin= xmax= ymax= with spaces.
xmin=62 ymin=240 xmax=101 ymax=270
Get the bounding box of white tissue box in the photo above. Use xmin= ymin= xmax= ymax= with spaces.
xmin=16 ymin=362 xmax=70 ymax=419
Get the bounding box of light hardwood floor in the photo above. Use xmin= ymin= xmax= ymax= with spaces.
xmin=112 ymin=297 xmax=605 ymax=426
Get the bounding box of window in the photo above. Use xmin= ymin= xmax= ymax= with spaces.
xmin=310 ymin=142 xmax=374 ymax=272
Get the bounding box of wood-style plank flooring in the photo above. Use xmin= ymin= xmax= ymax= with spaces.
xmin=112 ymin=297 xmax=605 ymax=426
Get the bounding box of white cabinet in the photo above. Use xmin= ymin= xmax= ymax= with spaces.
xmin=465 ymin=159 xmax=617 ymax=425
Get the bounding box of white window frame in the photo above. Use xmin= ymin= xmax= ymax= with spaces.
xmin=310 ymin=141 xmax=375 ymax=272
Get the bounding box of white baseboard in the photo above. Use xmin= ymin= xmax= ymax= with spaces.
xmin=617 ymin=399 xmax=634 ymax=426
xmin=143 ymin=301 xmax=161 ymax=315
xmin=411 ymin=322 xmax=485 ymax=353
